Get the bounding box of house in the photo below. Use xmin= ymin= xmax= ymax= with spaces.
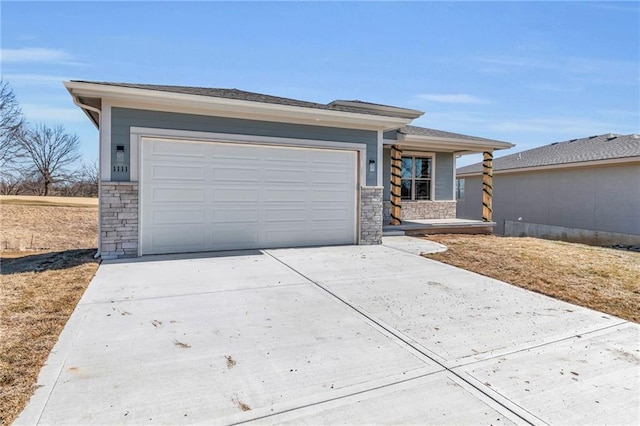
xmin=65 ymin=81 xmax=513 ymax=258
xmin=456 ymin=133 xmax=640 ymax=245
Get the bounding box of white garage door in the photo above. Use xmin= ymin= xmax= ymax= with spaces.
xmin=140 ymin=138 xmax=358 ymax=255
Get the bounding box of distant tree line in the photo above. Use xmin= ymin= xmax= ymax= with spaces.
xmin=0 ymin=80 xmax=98 ymax=197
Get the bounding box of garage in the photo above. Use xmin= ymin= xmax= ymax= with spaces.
xmin=139 ymin=137 xmax=358 ymax=255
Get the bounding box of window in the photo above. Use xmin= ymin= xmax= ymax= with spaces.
xmin=401 ymin=156 xmax=432 ymax=200
xmin=456 ymin=178 xmax=465 ymax=200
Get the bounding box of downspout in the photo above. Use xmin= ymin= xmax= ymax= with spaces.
xmin=71 ymin=96 xmax=103 ymax=259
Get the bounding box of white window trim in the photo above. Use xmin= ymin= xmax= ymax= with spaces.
xmin=401 ymin=151 xmax=436 ymax=201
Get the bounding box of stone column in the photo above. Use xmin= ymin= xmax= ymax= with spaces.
xmin=482 ymin=151 xmax=493 ymax=222
xmin=390 ymin=145 xmax=402 ymax=225
xmin=100 ymin=182 xmax=139 ymax=259
xmin=360 ymin=186 xmax=383 ymax=244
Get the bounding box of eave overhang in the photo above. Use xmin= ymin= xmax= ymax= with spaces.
xmin=64 ymin=81 xmax=415 ymax=131
xmin=383 ymin=134 xmax=515 ymax=154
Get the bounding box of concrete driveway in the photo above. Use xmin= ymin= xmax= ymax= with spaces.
xmin=17 ymin=237 xmax=639 ymax=425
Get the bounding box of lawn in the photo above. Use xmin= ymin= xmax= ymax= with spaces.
xmin=423 ymin=234 xmax=640 ymax=323
xmin=0 ymin=196 xmax=99 ymax=426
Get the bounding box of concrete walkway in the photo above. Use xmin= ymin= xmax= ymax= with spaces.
xmin=17 ymin=238 xmax=639 ymax=425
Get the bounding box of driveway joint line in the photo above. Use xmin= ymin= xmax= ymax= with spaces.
xmin=79 ymin=281 xmax=310 ymax=305
xmin=232 ymin=369 xmax=446 ymax=426
xmin=450 ymin=319 xmax=629 ymax=369
xmin=264 ymin=249 xmax=542 ymax=425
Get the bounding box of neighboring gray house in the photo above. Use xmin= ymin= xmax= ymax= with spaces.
xmin=457 ymin=134 xmax=640 ymax=244
xmin=66 ymin=81 xmax=512 ymax=258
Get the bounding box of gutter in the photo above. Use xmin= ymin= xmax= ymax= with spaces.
xmin=71 ymin=94 xmax=103 ymax=259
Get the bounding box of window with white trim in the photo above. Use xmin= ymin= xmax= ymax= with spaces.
xmin=401 ymin=156 xmax=432 ymax=200
xmin=456 ymin=178 xmax=465 ymax=200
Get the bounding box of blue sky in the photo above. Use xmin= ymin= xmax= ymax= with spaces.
xmin=1 ymin=1 xmax=639 ymax=167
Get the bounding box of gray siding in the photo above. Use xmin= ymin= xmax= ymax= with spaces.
xmin=435 ymin=152 xmax=454 ymax=200
xmin=456 ymin=175 xmax=483 ymax=220
xmin=383 ymin=130 xmax=398 ymax=140
xmin=110 ymin=107 xmax=378 ymax=184
xmin=457 ymin=162 xmax=640 ymax=235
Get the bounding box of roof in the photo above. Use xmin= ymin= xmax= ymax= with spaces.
xmin=457 ymin=133 xmax=640 ymax=175
xmin=69 ymin=81 xmax=423 ymax=119
xmin=401 ymin=125 xmax=511 ymax=144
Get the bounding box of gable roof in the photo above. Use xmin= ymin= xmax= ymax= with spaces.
xmin=457 ymin=133 xmax=640 ymax=175
xmin=68 ymin=81 xmax=423 ymax=119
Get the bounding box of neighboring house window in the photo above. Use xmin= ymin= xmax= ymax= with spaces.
xmin=401 ymin=156 xmax=432 ymax=200
xmin=456 ymin=178 xmax=465 ymax=200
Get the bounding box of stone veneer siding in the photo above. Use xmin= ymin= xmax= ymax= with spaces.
xmin=383 ymin=200 xmax=457 ymax=222
xmin=360 ymin=186 xmax=383 ymax=245
xmin=100 ymin=182 xmax=139 ymax=259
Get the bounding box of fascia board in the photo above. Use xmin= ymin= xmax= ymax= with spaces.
xmin=384 ymin=137 xmax=514 ymax=153
xmin=330 ymin=100 xmax=424 ymax=119
xmin=402 ymin=135 xmax=515 ymax=151
xmin=64 ymin=81 xmax=412 ymax=131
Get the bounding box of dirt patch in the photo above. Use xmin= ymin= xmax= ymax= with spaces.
xmin=225 ymin=355 xmax=236 ymax=369
xmin=0 ymin=201 xmax=99 ymax=425
xmin=233 ymin=398 xmax=251 ymax=412
xmin=422 ymin=234 xmax=640 ymax=323
xmin=173 ymin=340 xmax=191 ymax=349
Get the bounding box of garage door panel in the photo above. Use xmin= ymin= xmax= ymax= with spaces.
xmin=150 ymin=163 xmax=205 ymax=180
xmin=212 ymin=229 xmax=259 ymax=248
xmin=264 ymin=168 xmax=308 ymax=183
xmin=141 ymin=139 xmax=356 ymax=255
xmin=264 ymin=189 xmax=308 ymax=202
xmin=312 ymin=189 xmax=350 ymax=202
xmin=151 ymin=187 xmax=205 ymax=203
xmin=212 ymin=144 xmax=261 ymax=160
xmin=310 ymin=208 xmax=351 ymax=221
xmin=211 ymin=208 xmax=259 ymax=223
xmin=264 ymin=148 xmax=308 ymax=162
xmin=211 ymin=166 xmax=260 ymax=182
xmin=152 ymin=209 xmax=205 ymax=225
xmin=211 ymin=188 xmax=259 ymax=202
xmin=150 ymin=229 xmax=208 ymax=249
xmin=150 ymin=141 xmax=206 ymax=158
xmin=311 ymin=170 xmax=352 ymax=184
xmin=264 ymin=208 xmax=308 ymax=222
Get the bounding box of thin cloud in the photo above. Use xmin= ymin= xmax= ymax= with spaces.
xmin=21 ymin=104 xmax=89 ymax=124
xmin=0 ymin=47 xmax=84 ymax=65
xmin=487 ymin=118 xmax=619 ymax=134
xmin=527 ymin=83 xmax=581 ymax=93
xmin=2 ymin=73 xmax=70 ymax=86
xmin=416 ymin=93 xmax=489 ymax=105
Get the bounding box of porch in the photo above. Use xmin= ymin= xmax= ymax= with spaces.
xmin=383 ymin=218 xmax=496 ymax=236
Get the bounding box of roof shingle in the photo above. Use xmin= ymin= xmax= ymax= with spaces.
xmin=401 ymin=125 xmax=511 ymax=144
xmin=70 ymin=81 xmax=419 ymax=118
xmin=457 ymin=133 xmax=640 ymax=174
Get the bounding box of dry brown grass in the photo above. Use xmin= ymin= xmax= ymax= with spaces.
xmin=1 ymin=198 xmax=97 ymax=252
xmin=0 ymin=197 xmax=99 ymax=425
xmin=423 ymin=234 xmax=640 ymax=323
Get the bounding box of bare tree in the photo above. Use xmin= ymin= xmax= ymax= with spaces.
xmin=19 ymin=124 xmax=81 ymax=196
xmin=78 ymin=159 xmax=99 ymax=197
xmin=0 ymin=80 xmax=26 ymax=171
